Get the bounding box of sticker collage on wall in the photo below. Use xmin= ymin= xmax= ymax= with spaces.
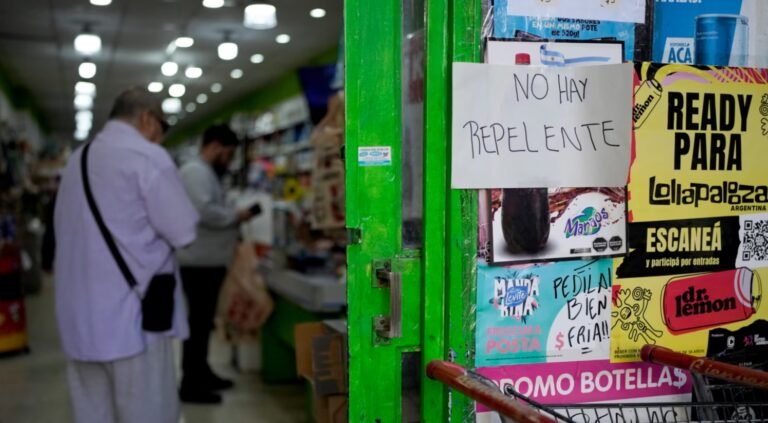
xmin=457 ymin=1 xmax=768 ymax=421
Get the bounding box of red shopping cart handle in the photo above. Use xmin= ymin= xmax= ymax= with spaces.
xmin=427 ymin=361 xmax=558 ymax=423
xmin=641 ymin=344 xmax=768 ymax=390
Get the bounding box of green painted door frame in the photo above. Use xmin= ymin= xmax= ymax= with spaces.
xmin=345 ymin=0 xmax=482 ymax=422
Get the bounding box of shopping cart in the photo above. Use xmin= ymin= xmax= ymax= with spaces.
xmin=427 ymin=344 xmax=768 ymax=423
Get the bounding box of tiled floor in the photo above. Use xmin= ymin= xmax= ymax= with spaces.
xmin=0 ymin=280 xmax=307 ymax=423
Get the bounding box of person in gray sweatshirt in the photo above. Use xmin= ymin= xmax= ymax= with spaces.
xmin=176 ymin=124 xmax=261 ymax=404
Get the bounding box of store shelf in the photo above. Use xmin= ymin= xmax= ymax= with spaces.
xmin=254 ymin=139 xmax=313 ymax=158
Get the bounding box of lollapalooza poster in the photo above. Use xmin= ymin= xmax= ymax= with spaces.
xmin=610 ymin=63 xmax=768 ymax=363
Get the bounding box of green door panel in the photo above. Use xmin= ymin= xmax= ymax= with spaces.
xmin=346 ymin=0 xmax=483 ymax=421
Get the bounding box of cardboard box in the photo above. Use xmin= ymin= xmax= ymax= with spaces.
xmin=295 ymin=320 xmax=348 ymax=398
xmin=294 ymin=322 xmax=329 ymax=381
xmin=311 ymin=330 xmax=348 ymax=395
xmin=313 ymin=387 xmax=330 ymax=423
xmin=327 ymin=395 xmax=349 ymax=423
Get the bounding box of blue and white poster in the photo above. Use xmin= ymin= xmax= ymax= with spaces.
xmin=506 ymin=0 xmax=647 ymax=24
xmin=653 ymin=0 xmax=768 ymax=67
xmin=476 ymin=259 xmax=614 ymax=367
xmin=493 ymin=0 xmax=639 ymax=61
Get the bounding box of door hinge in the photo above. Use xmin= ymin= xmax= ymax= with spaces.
xmin=374 ymin=260 xmax=392 ymax=288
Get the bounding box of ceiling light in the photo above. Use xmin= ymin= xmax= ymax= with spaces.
xmin=230 ymin=69 xmax=243 ymax=79
xmin=162 ymin=98 xmax=182 ymax=114
xmin=244 ymin=3 xmax=277 ymax=30
xmin=167 ymin=116 xmax=178 ymax=126
xmin=211 ymin=83 xmax=222 ymax=93
xmin=74 ymin=129 xmax=89 ymax=141
xmin=90 ymin=0 xmax=112 ymax=5
xmin=77 ymin=119 xmax=92 ymax=132
xmin=76 ymin=110 xmax=93 ymax=123
xmin=148 ymin=82 xmax=164 ymax=93
xmin=275 ymin=34 xmax=290 ymax=44
xmin=185 ymin=66 xmax=203 ymax=79
xmin=169 ymin=83 xmax=186 ymax=98
xmin=75 ymin=110 xmax=93 ymax=129
xmin=78 ymin=61 xmax=97 ymax=79
xmin=186 ymin=103 xmax=197 ymax=113
xmin=202 ymin=0 xmax=224 ymax=8
xmin=175 ymin=36 xmax=194 ymax=48
xmin=310 ymin=8 xmax=326 ymax=18
xmin=74 ymin=31 xmax=102 ymax=56
xmin=160 ymin=62 xmax=179 ymax=76
xmin=75 ymin=81 xmax=97 ymax=97
xmin=218 ymin=41 xmax=238 ymax=61
xmin=250 ymin=54 xmax=264 ymax=64
xmin=161 ymin=61 xmax=179 ymax=76
xmin=74 ymin=94 xmax=94 ymax=110
xmin=197 ymin=93 xmax=208 ymax=104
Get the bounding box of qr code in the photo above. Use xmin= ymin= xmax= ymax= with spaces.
xmin=743 ymin=220 xmax=768 ymax=261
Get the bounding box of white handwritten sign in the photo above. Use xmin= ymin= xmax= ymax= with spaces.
xmin=451 ymin=62 xmax=632 ymax=189
xmin=507 ymin=0 xmax=646 ymax=24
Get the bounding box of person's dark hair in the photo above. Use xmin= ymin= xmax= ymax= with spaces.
xmin=109 ymin=87 xmax=165 ymax=122
xmin=202 ymin=124 xmax=239 ymax=147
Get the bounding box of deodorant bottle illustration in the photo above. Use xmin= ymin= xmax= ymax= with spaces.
xmin=694 ymin=14 xmax=749 ymax=67
xmin=501 ymin=188 xmax=550 ymax=253
xmin=662 ymin=268 xmax=760 ymax=335
xmin=500 ymin=53 xmax=551 ymax=255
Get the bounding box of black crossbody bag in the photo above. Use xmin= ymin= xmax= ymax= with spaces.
xmin=81 ymin=141 xmax=176 ymax=332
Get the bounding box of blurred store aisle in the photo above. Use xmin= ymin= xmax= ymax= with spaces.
xmin=0 ymin=280 xmax=306 ymax=423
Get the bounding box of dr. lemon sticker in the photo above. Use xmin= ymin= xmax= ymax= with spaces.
xmin=611 ymin=263 xmax=768 ymax=362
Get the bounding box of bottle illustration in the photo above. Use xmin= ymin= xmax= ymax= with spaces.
xmin=633 ymin=78 xmax=662 ymax=130
xmin=501 ymin=188 xmax=550 ymax=254
xmin=661 ymin=268 xmax=761 ymax=335
xmin=694 ymin=14 xmax=749 ymax=67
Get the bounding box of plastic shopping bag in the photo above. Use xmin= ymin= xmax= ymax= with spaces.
xmin=216 ymin=243 xmax=274 ymax=342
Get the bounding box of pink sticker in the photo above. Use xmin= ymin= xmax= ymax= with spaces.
xmin=476 ymin=359 xmax=692 ymax=411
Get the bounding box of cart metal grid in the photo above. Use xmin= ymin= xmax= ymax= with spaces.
xmin=427 ymin=345 xmax=768 ymax=423
xmin=501 ymin=376 xmax=768 ymax=423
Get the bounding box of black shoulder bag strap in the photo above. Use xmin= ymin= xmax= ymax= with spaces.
xmin=80 ymin=141 xmax=138 ymax=290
